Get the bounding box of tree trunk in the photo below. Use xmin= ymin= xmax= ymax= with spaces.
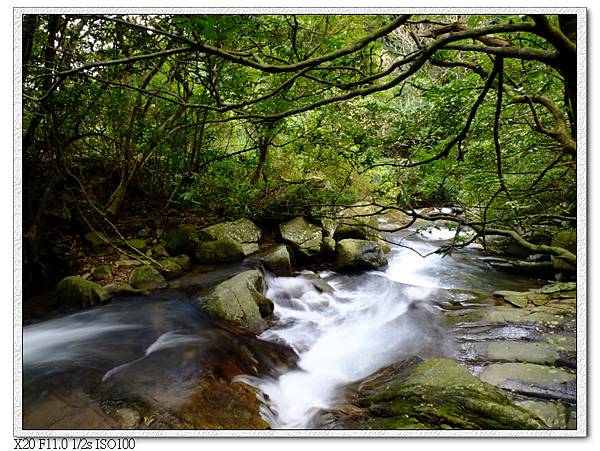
xmin=253 ymin=141 xmax=269 ymax=184
xmin=105 ymin=169 xmax=130 ymax=216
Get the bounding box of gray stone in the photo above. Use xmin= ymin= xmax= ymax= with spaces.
xmin=335 ymin=239 xmax=387 ymax=270
xmin=195 ymin=237 xmax=245 ymax=264
xmin=486 ymin=341 xmax=559 ymax=365
xmin=199 ymin=218 xmax=262 ymax=244
xmin=279 ymin=217 xmax=323 ymax=258
xmin=514 ymin=400 xmax=567 ymax=429
xmin=551 ymin=229 xmax=576 ymax=272
xmin=258 ymin=245 xmax=293 ymax=276
xmin=198 ymin=270 xmax=270 ymax=330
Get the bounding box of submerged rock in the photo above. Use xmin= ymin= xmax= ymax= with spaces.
xmin=198 ymin=269 xmax=271 ymax=331
xmin=195 ymin=237 xmax=245 ymax=264
xmin=335 ymin=239 xmax=387 ymax=270
xmin=165 ymin=224 xmax=199 ymax=257
xmin=128 ymin=265 xmax=167 ymax=291
xmin=56 ymin=276 xmax=111 ymax=308
xmin=279 ymin=217 xmax=323 ymax=258
xmin=323 ymin=358 xmax=545 ymax=429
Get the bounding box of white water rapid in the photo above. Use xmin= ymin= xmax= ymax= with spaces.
xmin=241 ymin=223 xmax=472 ymax=429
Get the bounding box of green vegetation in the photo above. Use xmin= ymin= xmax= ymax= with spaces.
xmin=22 ymin=14 xmax=577 ymax=284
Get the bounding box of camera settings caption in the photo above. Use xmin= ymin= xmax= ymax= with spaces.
xmin=14 ymin=438 xmax=136 ymax=450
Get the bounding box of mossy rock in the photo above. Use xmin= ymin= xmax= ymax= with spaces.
xmin=551 ymin=229 xmax=576 ymax=272
xmin=92 ymin=265 xmax=112 ymax=281
xmin=158 ymin=258 xmax=184 ymax=279
xmin=335 ymin=239 xmax=387 ymax=271
xmin=127 ymin=239 xmax=147 ymax=251
xmin=165 ymin=224 xmax=199 ymax=257
xmin=84 ymin=231 xmax=110 ymax=252
xmin=56 ymin=276 xmax=111 ymax=308
xmin=323 ymin=236 xmax=336 ymax=254
xmin=279 ymin=217 xmax=323 ymax=258
xmin=102 ymin=282 xmax=143 ymax=296
xmin=128 ymin=265 xmax=167 ymax=290
xmin=257 ymin=245 xmax=293 ymax=276
xmin=195 ymin=237 xmax=245 ymax=264
xmin=328 ymin=358 xmax=545 ymax=429
xmin=198 ymin=219 xmax=262 ymax=251
xmin=197 ymin=269 xmax=270 ymax=331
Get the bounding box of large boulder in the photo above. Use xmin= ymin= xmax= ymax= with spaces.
xmin=195 ymin=237 xmax=246 ymax=264
xmin=198 ymin=270 xmax=272 ymax=331
xmin=321 ymin=358 xmax=545 ymax=429
xmin=165 ymin=224 xmax=199 ymax=257
xmin=279 ymin=217 xmax=323 ymax=258
xmin=335 ymin=239 xmax=387 ymax=270
xmin=199 ymin=218 xmax=262 ymax=256
xmin=128 ymin=265 xmax=167 ymax=290
xmin=56 ymin=276 xmax=111 ymax=308
xmin=256 ymin=245 xmax=294 ymax=276
xmin=551 ymin=229 xmax=576 ymax=272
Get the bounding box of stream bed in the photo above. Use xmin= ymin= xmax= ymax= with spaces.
xmin=22 ymin=219 xmax=576 ymax=430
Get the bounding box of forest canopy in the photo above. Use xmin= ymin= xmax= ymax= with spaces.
xmin=22 ymin=13 xmax=577 ymax=283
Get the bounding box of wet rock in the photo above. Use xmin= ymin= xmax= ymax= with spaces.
xmin=165 ymin=224 xmax=199 ymax=257
xmin=334 ymin=204 xmax=382 ymax=242
xmin=504 ymin=294 xmax=529 ymax=308
xmin=479 ymin=362 xmax=576 ymax=402
xmin=175 ymin=378 xmax=269 ymax=429
xmin=195 ymin=237 xmax=245 ymax=264
xmin=279 ymin=216 xmax=323 ymax=258
xmin=335 ymin=239 xmax=387 ymax=271
xmin=197 ymin=269 xmax=270 ymax=331
xmin=514 ymin=400 xmax=567 ymax=429
xmin=324 ymin=358 xmax=544 ymax=429
xmin=56 ymin=276 xmax=111 ymax=308
xmin=103 ymin=282 xmax=143 ymax=296
xmin=256 ymin=245 xmax=293 ymax=276
xmin=92 ymin=265 xmax=112 ymax=281
xmin=114 ymin=407 xmax=142 ymax=429
xmin=485 ymin=341 xmax=559 ymax=365
xmin=199 ymin=218 xmax=262 ymax=256
xmin=128 ymin=265 xmax=167 ymax=291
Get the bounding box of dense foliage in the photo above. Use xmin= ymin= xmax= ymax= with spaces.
xmin=22 ymin=13 xmax=578 ymax=281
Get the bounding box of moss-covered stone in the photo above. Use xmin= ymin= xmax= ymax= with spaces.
xmin=335 ymin=239 xmax=387 ymax=270
xmin=127 ymin=238 xmax=147 ymax=251
xmin=279 ymin=217 xmax=323 ymax=258
xmin=258 ymin=245 xmax=293 ymax=276
xmin=323 ymin=236 xmax=336 ymax=254
xmin=92 ymin=265 xmax=112 ymax=281
xmin=198 ymin=218 xmax=262 ymax=250
xmin=326 ymin=358 xmax=544 ymax=429
xmin=102 ymin=282 xmax=143 ymax=296
xmin=84 ymin=231 xmax=110 ymax=252
xmin=195 ymin=237 xmax=245 ymax=264
xmin=197 ymin=269 xmax=270 ymax=331
xmin=128 ymin=265 xmax=167 ymax=290
xmin=164 ymin=224 xmax=199 ymax=257
xmin=56 ymin=276 xmax=111 ymax=308
xmin=158 ymin=258 xmax=184 ymax=279
xmin=514 ymin=400 xmax=567 ymax=429
xmin=551 ymin=229 xmax=576 ymax=272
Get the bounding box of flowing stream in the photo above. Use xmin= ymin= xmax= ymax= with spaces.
xmin=240 ymin=220 xmax=541 ymax=428
xmin=22 ymin=219 xmax=545 ymax=429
